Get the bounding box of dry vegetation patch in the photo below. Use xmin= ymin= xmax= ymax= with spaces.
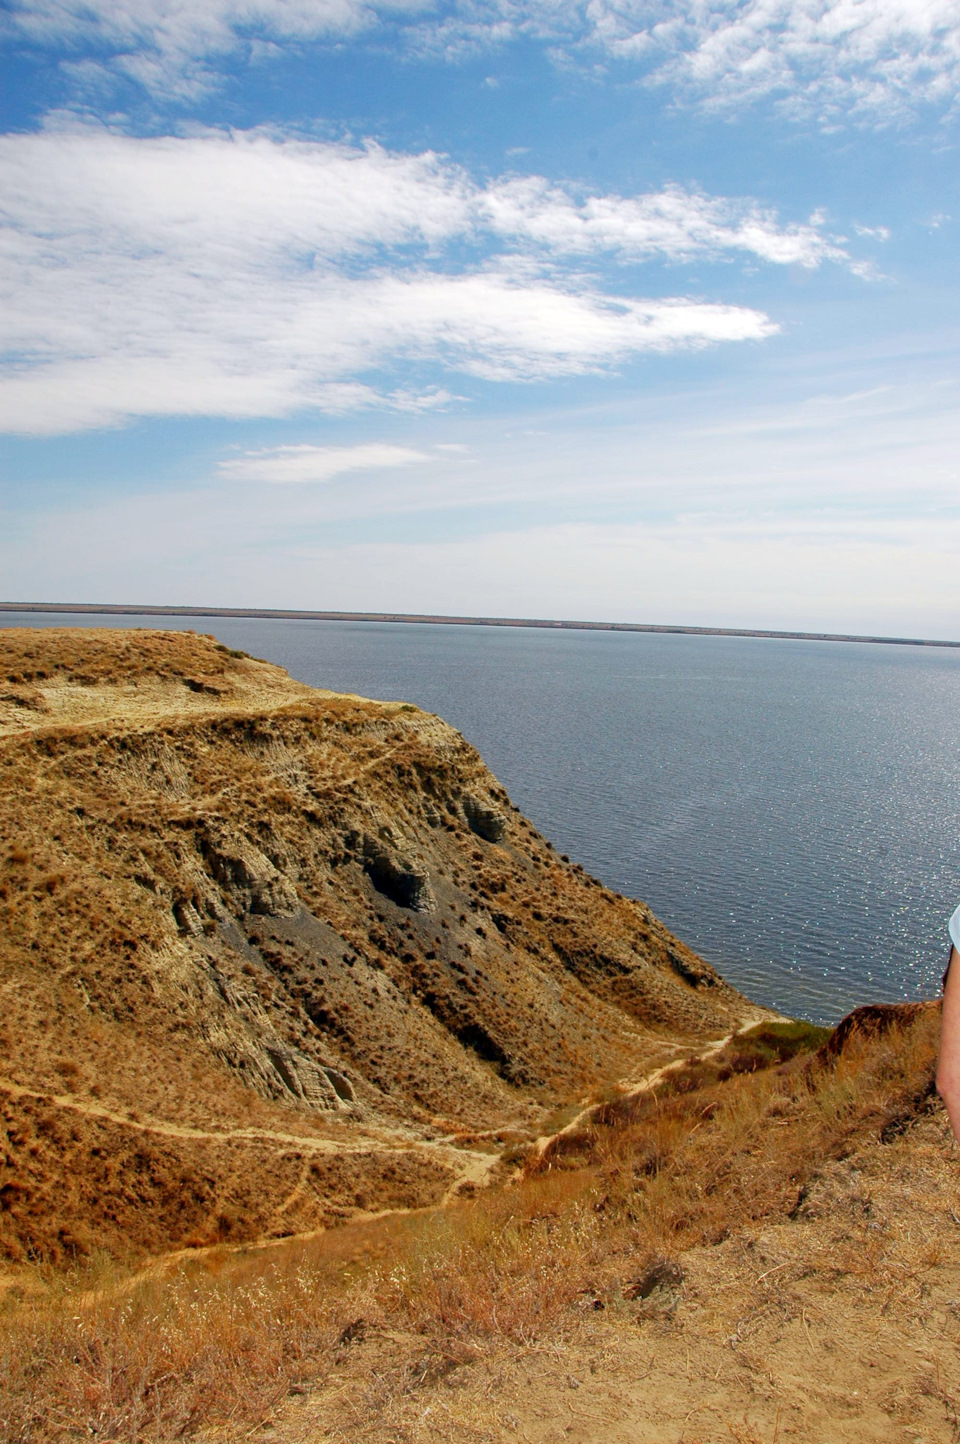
xmin=1 ymin=1006 xmax=951 ymax=1442
xmin=0 ymin=627 xmax=251 ymax=688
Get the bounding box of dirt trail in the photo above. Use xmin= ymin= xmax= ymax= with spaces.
xmin=0 ymin=1147 xmax=505 ymax=1309
xmin=9 ymin=1026 xmax=765 ymax=1306
xmin=0 ymin=1074 xmax=501 ymax=1203
xmin=531 ymin=1010 xmax=779 ymax=1162
xmin=1 ymin=1022 xmax=762 ymax=1293
xmin=0 ymin=1075 xmax=377 ymax=1153
xmin=0 ymin=1037 xmax=734 ymax=1305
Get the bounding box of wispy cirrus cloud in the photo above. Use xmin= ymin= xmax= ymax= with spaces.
xmin=7 ymin=0 xmax=960 ymax=119
xmin=5 ymin=0 xmax=421 ymax=98
xmin=0 ymin=123 xmax=850 ymax=268
xmin=0 ymin=124 xmax=849 ymax=435
xmin=218 ymin=442 xmax=430 ymax=483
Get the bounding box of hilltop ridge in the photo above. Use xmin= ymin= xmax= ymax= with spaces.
xmin=0 ymin=628 xmax=761 ymax=1264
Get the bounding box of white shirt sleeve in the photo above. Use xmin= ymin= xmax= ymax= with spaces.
xmin=951 ymin=903 xmax=960 ymax=953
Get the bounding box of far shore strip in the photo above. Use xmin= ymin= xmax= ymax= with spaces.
xmin=1 ymin=603 xmax=958 ymax=651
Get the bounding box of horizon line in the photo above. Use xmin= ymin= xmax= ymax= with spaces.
xmin=1 ymin=602 xmax=959 ymax=650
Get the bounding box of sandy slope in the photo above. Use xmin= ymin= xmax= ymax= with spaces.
xmin=277 ymin=1109 xmax=960 ymax=1444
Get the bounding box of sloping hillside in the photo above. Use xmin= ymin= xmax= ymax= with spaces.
xmin=0 ymin=628 xmax=761 ymax=1262
xmin=2 ymin=1000 xmax=948 ymax=1443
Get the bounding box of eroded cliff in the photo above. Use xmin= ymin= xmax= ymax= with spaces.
xmin=0 ymin=628 xmax=761 ymax=1262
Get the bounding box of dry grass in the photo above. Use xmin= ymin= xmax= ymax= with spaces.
xmin=1 ymin=1253 xmax=355 ymax=1441
xmin=540 ymin=1006 xmax=939 ymax=1248
xmin=0 ymin=628 xmax=249 ymax=687
xmin=0 ymin=1005 xmax=941 ymax=1442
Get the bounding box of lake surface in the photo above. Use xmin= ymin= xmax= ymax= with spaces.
xmin=6 ymin=610 xmax=960 ymax=1024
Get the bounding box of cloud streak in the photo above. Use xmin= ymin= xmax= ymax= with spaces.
xmin=218 ymin=442 xmax=430 ymax=483
xmin=0 ymin=125 xmax=825 ymax=434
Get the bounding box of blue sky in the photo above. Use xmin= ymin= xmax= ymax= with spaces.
xmin=1 ymin=0 xmax=959 ymax=633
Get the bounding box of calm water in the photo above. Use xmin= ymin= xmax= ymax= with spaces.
xmin=6 ymin=611 xmax=960 ymax=1024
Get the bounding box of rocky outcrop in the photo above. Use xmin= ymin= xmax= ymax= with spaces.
xmin=463 ymin=793 xmax=507 ymax=842
xmin=817 ymin=1000 xmax=939 ymax=1062
xmin=199 ymin=825 xmax=301 ymax=918
xmin=359 ymin=832 xmax=435 ymax=911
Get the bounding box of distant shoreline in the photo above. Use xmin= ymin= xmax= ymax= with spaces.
xmin=2 ymin=601 xmax=958 ymax=650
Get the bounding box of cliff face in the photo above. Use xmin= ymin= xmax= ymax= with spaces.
xmin=0 ymin=629 xmax=760 ymax=1262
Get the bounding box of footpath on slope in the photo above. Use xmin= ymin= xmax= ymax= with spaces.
xmin=530 ymin=1018 xmax=783 ymax=1166
xmin=0 ymin=1027 xmax=727 ymax=1292
xmin=0 ymin=1015 xmax=773 ymax=1312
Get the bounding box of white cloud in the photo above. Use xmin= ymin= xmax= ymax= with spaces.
xmin=481 ymin=176 xmax=846 ymax=266
xmin=8 ymin=0 xmax=960 ymax=118
xmin=420 ymin=0 xmax=960 ymax=122
xmin=5 ymin=0 xmax=420 ymax=98
xmin=0 ymin=125 xmax=809 ymax=434
xmin=218 ymin=441 xmax=430 ymax=482
xmin=0 ymin=125 xmax=850 ymax=269
xmin=642 ymin=0 xmax=960 ymax=121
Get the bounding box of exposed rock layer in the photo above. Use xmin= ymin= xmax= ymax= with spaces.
xmin=0 ymin=628 xmax=760 ymax=1262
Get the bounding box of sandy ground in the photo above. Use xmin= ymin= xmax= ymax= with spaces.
xmin=269 ymin=1111 xmax=960 ymax=1444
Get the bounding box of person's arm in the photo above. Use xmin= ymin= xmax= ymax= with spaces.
xmin=939 ymin=944 xmax=960 ymax=1142
xmin=937 ymin=904 xmax=960 ymax=1142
